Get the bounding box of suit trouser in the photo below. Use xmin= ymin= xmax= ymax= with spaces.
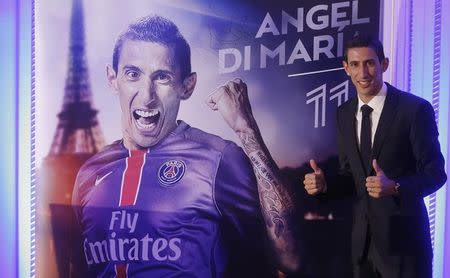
xmin=353 ymin=232 xmax=432 ymax=278
xmin=352 ymin=223 xmax=397 ymax=278
xmin=353 ymin=238 xmax=395 ymax=278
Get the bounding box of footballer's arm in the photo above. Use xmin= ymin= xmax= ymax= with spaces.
xmin=207 ymin=79 xmax=300 ymax=273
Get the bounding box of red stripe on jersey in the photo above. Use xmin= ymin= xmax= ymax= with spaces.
xmin=119 ymin=150 xmax=146 ymax=206
xmin=115 ymin=263 xmax=127 ymax=278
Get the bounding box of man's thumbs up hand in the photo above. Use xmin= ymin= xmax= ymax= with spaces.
xmin=303 ymin=159 xmax=327 ymax=195
xmin=365 ymin=159 xmax=398 ymax=198
xmin=372 ymin=159 xmax=385 ymax=177
xmin=309 ymin=159 xmax=321 ymax=174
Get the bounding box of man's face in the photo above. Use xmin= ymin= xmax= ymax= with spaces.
xmin=107 ymin=40 xmax=196 ymax=149
xmin=343 ymin=47 xmax=388 ymax=100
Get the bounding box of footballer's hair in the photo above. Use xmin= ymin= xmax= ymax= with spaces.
xmin=112 ymin=15 xmax=191 ymax=79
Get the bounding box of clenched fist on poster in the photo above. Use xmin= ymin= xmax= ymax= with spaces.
xmin=206 ymin=78 xmax=256 ymax=134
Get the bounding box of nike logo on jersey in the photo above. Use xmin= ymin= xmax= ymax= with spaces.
xmin=95 ymin=171 xmax=113 ymax=186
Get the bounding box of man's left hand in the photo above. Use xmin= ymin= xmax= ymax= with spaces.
xmin=206 ymin=78 xmax=255 ymax=133
xmin=365 ymin=159 xmax=398 ymax=198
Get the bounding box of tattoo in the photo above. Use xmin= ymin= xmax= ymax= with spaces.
xmin=258 ymin=177 xmax=285 ymax=236
xmin=236 ymin=120 xmax=299 ymax=271
xmin=239 ymin=130 xmax=294 ymax=239
xmin=252 ymin=155 xmax=293 ymax=236
xmin=238 ymin=131 xmax=259 ymax=153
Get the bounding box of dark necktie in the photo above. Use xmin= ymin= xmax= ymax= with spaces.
xmin=360 ymin=104 xmax=373 ymax=175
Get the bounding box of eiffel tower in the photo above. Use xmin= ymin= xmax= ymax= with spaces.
xmin=49 ymin=0 xmax=105 ymax=156
xmin=37 ymin=0 xmax=105 ymax=276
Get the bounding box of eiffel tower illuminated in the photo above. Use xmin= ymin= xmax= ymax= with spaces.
xmin=37 ymin=0 xmax=105 ymax=276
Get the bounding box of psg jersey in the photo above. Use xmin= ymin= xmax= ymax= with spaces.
xmin=72 ymin=121 xmax=271 ymax=277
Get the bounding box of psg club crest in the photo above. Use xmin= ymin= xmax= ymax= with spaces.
xmin=158 ymin=160 xmax=186 ymax=186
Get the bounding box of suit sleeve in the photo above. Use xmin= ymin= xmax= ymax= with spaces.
xmin=323 ymin=109 xmax=356 ymax=199
xmin=396 ymin=100 xmax=447 ymax=198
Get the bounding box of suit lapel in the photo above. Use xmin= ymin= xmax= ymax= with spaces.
xmin=372 ymin=84 xmax=399 ymax=161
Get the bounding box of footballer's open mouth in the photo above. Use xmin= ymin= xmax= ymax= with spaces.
xmin=133 ymin=109 xmax=161 ymax=131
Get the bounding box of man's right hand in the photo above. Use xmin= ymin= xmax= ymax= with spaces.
xmin=303 ymin=159 xmax=327 ymax=195
xmin=206 ymin=78 xmax=254 ymax=134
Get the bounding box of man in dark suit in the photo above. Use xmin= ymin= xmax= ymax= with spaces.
xmin=303 ymin=35 xmax=446 ymax=278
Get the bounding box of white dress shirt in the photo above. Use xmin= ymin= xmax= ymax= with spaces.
xmin=356 ymin=82 xmax=387 ymax=148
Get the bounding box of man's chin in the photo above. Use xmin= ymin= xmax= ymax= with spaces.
xmin=125 ymin=129 xmax=161 ymax=149
xmin=357 ymin=87 xmax=376 ymax=96
xmin=135 ymin=135 xmax=160 ymax=148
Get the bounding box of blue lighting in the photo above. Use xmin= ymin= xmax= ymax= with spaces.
xmin=0 ymin=0 xmax=32 ymax=277
xmin=409 ymin=1 xmax=448 ymax=277
xmin=0 ymin=0 xmax=18 ymax=277
xmin=18 ymin=0 xmax=32 ymax=277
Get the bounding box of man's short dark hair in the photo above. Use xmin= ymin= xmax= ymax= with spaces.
xmin=112 ymin=15 xmax=191 ymax=79
xmin=343 ymin=34 xmax=385 ymax=62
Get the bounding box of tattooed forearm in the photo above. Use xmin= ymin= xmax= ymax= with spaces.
xmin=258 ymin=176 xmax=285 ymax=237
xmin=250 ymin=151 xmax=294 ymax=210
xmin=237 ymin=128 xmax=299 ymax=272
xmin=238 ymin=130 xmax=260 ymax=153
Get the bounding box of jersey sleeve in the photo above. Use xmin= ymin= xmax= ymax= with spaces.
xmin=214 ymin=142 xmax=262 ymax=232
xmin=71 ymin=163 xmax=95 ymax=276
xmin=72 ymin=166 xmax=85 ymax=224
xmin=214 ymin=142 xmax=274 ymax=276
xmin=71 ymin=162 xmax=97 ymax=224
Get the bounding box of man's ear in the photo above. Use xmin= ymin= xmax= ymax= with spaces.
xmin=180 ymin=72 xmax=197 ymax=100
xmin=342 ymin=61 xmax=350 ymax=76
xmin=106 ymin=64 xmax=119 ymax=94
xmin=381 ymin=58 xmax=389 ymax=72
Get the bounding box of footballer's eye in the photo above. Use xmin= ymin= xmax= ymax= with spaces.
xmin=125 ymin=70 xmax=140 ymax=80
xmin=154 ymin=72 xmax=173 ymax=83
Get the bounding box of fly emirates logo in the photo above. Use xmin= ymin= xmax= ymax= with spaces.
xmin=83 ymin=210 xmax=182 ymax=265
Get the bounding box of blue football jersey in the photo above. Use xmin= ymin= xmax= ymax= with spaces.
xmin=72 ymin=121 xmax=272 ymax=277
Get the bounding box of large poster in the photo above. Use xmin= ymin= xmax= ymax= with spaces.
xmin=36 ymin=0 xmax=380 ymax=277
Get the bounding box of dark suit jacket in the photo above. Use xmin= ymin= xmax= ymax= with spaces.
xmin=329 ymin=83 xmax=446 ymax=276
